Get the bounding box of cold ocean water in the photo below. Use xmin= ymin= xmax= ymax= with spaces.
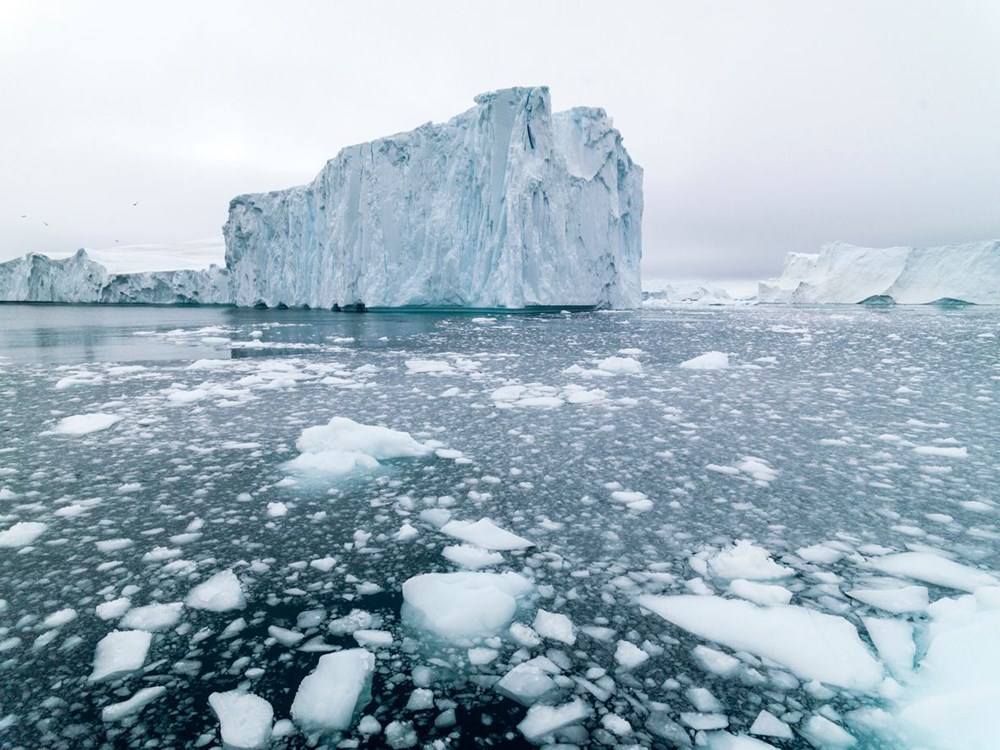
xmin=0 ymin=303 xmax=997 ymax=749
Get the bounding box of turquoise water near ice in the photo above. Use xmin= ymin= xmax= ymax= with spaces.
xmin=0 ymin=304 xmax=997 ymax=749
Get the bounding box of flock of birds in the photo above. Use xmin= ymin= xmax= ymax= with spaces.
xmin=19 ymin=203 xmax=139 ymax=243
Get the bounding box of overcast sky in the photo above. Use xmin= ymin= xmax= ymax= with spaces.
xmin=2 ymin=0 xmax=998 ymax=280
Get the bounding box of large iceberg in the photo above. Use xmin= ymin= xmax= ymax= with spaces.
xmin=759 ymin=240 xmax=1000 ymax=305
xmin=224 ymin=86 xmax=643 ymax=310
xmin=0 ymin=240 xmax=228 ymax=304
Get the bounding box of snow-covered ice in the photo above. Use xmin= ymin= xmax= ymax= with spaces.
xmin=208 ymin=690 xmax=274 ymax=749
xmin=286 ymin=416 xmax=430 ymax=476
xmin=402 ymin=572 xmax=533 ymax=641
xmin=88 ymin=630 xmax=153 ymax=682
xmin=185 ymin=569 xmax=246 ymax=611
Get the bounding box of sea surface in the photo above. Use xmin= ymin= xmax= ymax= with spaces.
xmin=0 ymin=303 xmax=997 ymax=749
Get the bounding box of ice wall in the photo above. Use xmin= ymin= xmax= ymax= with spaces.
xmin=224 ymin=86 xmax=643 ymax=309
xmin=759 ymin=240 xmax=1000 ymax=304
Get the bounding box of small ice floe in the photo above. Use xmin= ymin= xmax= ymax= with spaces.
xmin=532 ymin=609 xmax=576 ymax=645
xmin=208 ymin=690 xmax=273 ymax=750
xmin=609 ymin=490 xmax=653 ymax=512
xmin=595 ymin=356 xmax=642 ymax=374
xmin=707 ymin=540 xmax=794 ymax=581
xmin=866 ymin=551 xmax=998 ymax=592
xmin=638 ymin=595 xmax=884 ymax=692
xmin=42 ymin=608 xmax=77 ymax=629
xmin=119 ymin=602 xmax=183 ymax=632
xmin=404 ymin=359 xmax=453 ymax=374
xmin=50 ymin=413 xmax=121 ymax=435
xmin=0 ymin=521 xmax=47 ymax=549
xmin=88 ymin=630 xmax=153 ymax=682
xmin=439 ymin=518 xmax=534 ymax=550
xmin=679 ymin=351 xmax=730 ymax=370
xmin=750 ymin=709 xmax=794 ymax=739
xmin=96 ymin=598 xmax=132 ymax=620
xmin=614 ymin=639 xmax=649 ymax=670
xmin=726 ymin=579 xmax=793 ymax=606
xmin=441 ymin=544 xmax=504 ymax=569
xmin=913 ymin=445 xmax=968 ymax=458
xmin=402 ymin=572 xmax=533 ymax=641
xmin=328 ymin=609 xmax=375 ymax=636
xmin=846 ymin=585 xmax=929 ymax=614
xmin=290 ymin=648 xmax=374 ymax=732
xmin=101 ymin=686 xmax=167 ymax=722
xmin=186 ymin=569 xmax=246 ymax=611
xmin=496 ymin=659 xmax=559 ymax=705
xmin=285 ymin=417 xmax=430 ymax=476
xmin=517 ymin=698 xmax=591 ymax=742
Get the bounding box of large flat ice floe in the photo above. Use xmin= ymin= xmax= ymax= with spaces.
xmin=759 ymin=240 xmax=1000 ymax=304
xmin=224 ymin=86 xmax=642 ymax=310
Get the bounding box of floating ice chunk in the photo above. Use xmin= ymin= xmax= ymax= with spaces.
xmin=693 ymin=644 xmax=742 ymax=677
xmin=405 ymin=359 xmax=453 ymax=374
xmin=708 ymin=541 xmax=794 ymax=580
xmin=749 ymin=710 xmax=793 ymax=739
xmin=186 ymin=569 xmax=246 ymax=612
xmin=796 ymin=543 xmax=845 ymax=564
xmin=615 ymin=639 xmax=649 ymax=669
xmin=595 ymin=356 xmax=642 ymax=374
xmin=602 ymin=713 xmax=632 ymax=735
xmin=727 ymin=579 xmax=793 ymax=606
xmin=353 ymin=629 xmax=393 ymax=648
xmin=496 ymin=662 xmax=558 ymax=706
xmin=402 ymin=572 xmax=533 ymax=641
xmin=895 ymin=587 xmax=1000 ymax=749
xmin=385 ymin=720 xmax=418 ymax=748
xmin=286 ymin=417 xmax=430 ymax=476
xmin=96 ymin=598 xmax=132 ymax=620
xmin=328 ymin=609 xmax=374 ymax=636
xmin=0 ymin=521 xmax=47 ymax=548
xmin=517 ymin=698 xmax=590 ymax=742
xmin=120 ymin=602 xmax=183 ymax=631
xmin=610 ymin=489 xmax=653 ymax=511
xmin=442 ymin=544 xmax=504 ymax=569
xmin=736 ymin=457 xmax=778 ymax=484
xmin=800 ymin=715 xmax=855 ymax=747
xmin=268 ymin=625 xmax=305 ymax=647
xmin=867 ymin=552 xmax=998 ymax=592
xmin=52 ymin=413 xmax=121 ymax=435
xmin=42 ymin=608 xmax=77 ymax=628
xmin=440 ymin=518 xmax=534 ymax=550
xmin=680 ymin=351 xmax=730 ymax=370
xmin=290 ymin=648 xmax=374 ymax=732
xmin=101 ymin=686 xmax=167 ymax=722
xmin=532 ymin=609 xmax=576 ymax=645
xmin=467 ymin=646 xmax=498 ymax=665
xmin=638 ymin=595 xmax=883 ymax=691
xmin=913 ymin=445 xmax=967 ymax=458
xmin=266 ymin=502 xmax=288 ymax=518
xmin=509 ymin=622 xmax=543 ymax=647
xmin=863 ymin=617 xmax=914 ymax=678
xmin=682 ymin=712 xmax=728 ymax=730
xmin=846 ymin=585 xmax=928 ymax=613
xmin=395 ymin=523 xmax=419 ymax=542
xmin=208 ymin=690 xmax=274 ymax=750
xmin=89 ymin=630 xmax=153 ymax=682
xmin=707 ymin=733 xmax=781 ymax=749
xmin=405 ymin=688 xmax=435 ymax=710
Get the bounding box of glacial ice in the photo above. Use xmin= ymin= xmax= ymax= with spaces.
xmin=759 ymin=240 xmax=1000 ymax=304
xmin=286 ymin=417 xmax=431 ymax=476
xmin=88 ymin=630 xmax=152 ymax=682
xmin=223 ymin=86 xmax=642 ymax=310
xmin=185 ymin=569 xmax=246 ymax=611
xmin=0 ymin=521 xmax=47 ymax=548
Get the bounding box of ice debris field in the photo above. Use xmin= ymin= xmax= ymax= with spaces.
xmin=0 ymin=303 xmax=998 ymax=749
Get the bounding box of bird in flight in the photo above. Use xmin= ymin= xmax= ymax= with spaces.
xmin=43 ymin=222 xmax=48 ymax=227
xmin=132 ymin=201 xmax=139 ymax=207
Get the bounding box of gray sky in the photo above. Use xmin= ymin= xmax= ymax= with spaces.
xmin=2 ymin=0 xmax=999 ymax=280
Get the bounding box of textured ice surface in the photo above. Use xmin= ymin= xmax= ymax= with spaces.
xmin=185 ymin=569 xmax=246 ymax=611
xmin=88 ymin=630 xmax=152 ymax=682
xmin=439 ymin=518 xmax=534 ymax=550
xmin=759 ymin=240 xmax=1000 ymax=304
xmin=51 ymin=412 xmax=121 ymax=435
xmin=0 ymin=521 xmax=47 ymax=548
xmin=290 ymin=648 xmax=374 ymax=732
xmin=224 ymin=87 xmax=642 ymax=309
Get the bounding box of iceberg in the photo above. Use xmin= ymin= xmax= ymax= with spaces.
xmin=0 ymin=242 xmax=228 ymax=304
xmin=223 ymin=86 xmax=642 ymax=310
xmin=759 ymin=240 xmax=1000 ymax=305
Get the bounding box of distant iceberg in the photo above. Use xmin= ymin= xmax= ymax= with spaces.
xmin=759 ymin=240 xmax=1000 ymax=305
xmin=0 ymin=240 xmax=228 ymax=304
xmin=224 ymin=86 xmax=643 ymax=310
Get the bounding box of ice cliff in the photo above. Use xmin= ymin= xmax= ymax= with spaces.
xmin=0 ymin=249 xmax=228 ymax=304
xmin=224 ymin=86 xmax=643 ymax=309
xmin=759 ymin=240 xmax=1000 ymax=305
